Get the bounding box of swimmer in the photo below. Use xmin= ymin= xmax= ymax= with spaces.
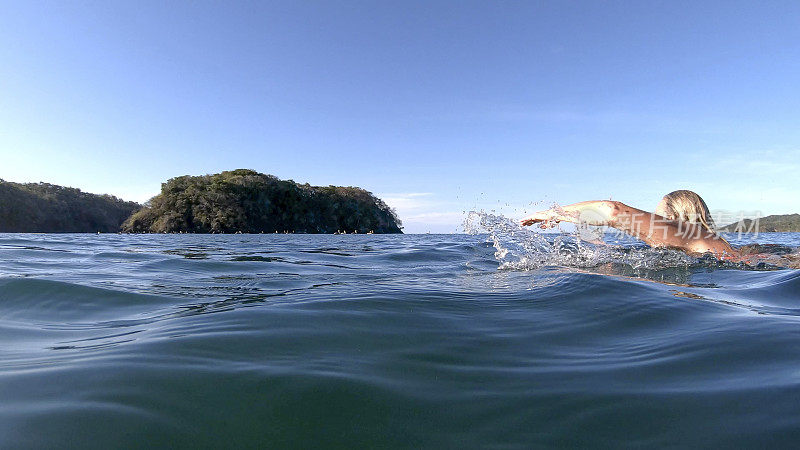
xmin=520 ymin=190 xmax=739 ymax=260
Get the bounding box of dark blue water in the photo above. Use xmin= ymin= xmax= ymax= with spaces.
xmin=2 ymin=229 xmax=800 ymax=448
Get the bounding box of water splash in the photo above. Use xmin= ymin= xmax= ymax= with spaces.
xmin=464 ymin=210 xmax=699 ymax=271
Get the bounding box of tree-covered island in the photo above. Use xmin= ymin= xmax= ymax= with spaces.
xmin=122 ymin=169 xmax=402 ymax=234
xmin=0 ymin=170 xmax=402 ymax=234
xmin=0 ymin=179 xmax=139 ymax=232
xmin=718 ymin=214 xmax=800 ymax=233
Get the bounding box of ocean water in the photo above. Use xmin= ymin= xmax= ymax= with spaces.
xmin=2 ymin=222 xmax=800 ymax=448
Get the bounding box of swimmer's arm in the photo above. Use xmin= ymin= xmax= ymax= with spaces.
xmin=520 ymin=201 xmax=619 ymax=227
xmin=520 ymin=201 xmax=736 ymax=257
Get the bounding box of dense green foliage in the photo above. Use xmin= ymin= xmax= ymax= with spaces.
xmin=719 ymin=214 xmax=800 ymax=233
xmin=122 ymin=169 xmax=402 ymax=234
xmin=0 ymin=180 xmax=140 ymax=232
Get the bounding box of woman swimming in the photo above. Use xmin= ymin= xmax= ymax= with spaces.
xmin=520 ymin=190 xmax=738 ymax=259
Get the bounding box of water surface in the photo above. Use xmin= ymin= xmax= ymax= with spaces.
xmin=2 ymin=230 xmax=800 ymax=448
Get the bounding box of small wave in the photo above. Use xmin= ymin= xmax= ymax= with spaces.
xmin=0 ymin=278 xmax=173 ymax=323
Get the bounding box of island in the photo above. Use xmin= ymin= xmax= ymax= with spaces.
xmin=0 ymin=179 xmax=140 ymax=233
xmin=122 ymin=169 xmax=402 ymax=234
xmin=0 ymin=170 xmax=402 ymax=234
xmin=718 ymin=214 xmax=800 ymax=233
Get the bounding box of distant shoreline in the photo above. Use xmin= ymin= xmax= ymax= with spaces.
xmin=0 ymin=170 xmax=403 ymax=234
xmin=718 ymin=214 xmax=800 ymax=233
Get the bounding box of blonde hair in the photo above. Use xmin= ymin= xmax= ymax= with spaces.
xmin=655 ymin=190 xmax=717 ymax=234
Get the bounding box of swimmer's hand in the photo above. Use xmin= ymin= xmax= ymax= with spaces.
xmin=520 ymin=209 xmax=564 ymax=228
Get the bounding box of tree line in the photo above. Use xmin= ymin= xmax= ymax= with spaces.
xmin=123 ymin=169 xmax=402 ymax=234
xmin=0 ymin=179 xmax=140 ymax=232
xmin=0 ymin=170 xmax=402 ymax=233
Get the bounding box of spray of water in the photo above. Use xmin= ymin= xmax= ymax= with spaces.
xmin=463 ymin=210 xmax=698 ymax=271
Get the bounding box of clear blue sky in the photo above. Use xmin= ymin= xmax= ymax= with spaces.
xmin=1 ymin=1 xmax=798 ymax=233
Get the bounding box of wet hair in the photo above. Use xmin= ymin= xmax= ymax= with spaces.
xmin=655 ymin=190 xmax=717 ymax=234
